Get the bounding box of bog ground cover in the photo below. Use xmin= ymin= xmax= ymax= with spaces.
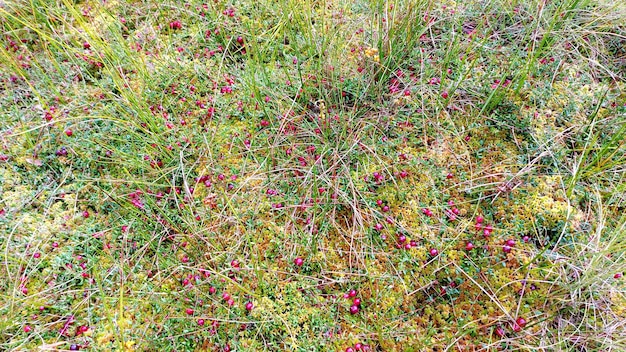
xmin=1 ymin=0 xmax=626 ymax=350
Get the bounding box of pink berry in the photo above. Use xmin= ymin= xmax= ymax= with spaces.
xmin=355 ymin=343 xmax=363 ymax=350
xmin=245 ymin=302 xmax=253 ymax=311
xmin=346 ymin=348 xmax=355 ymax=352
xmin=503 ymin=245 xmax=512 ymax=253
xmin=353 ymin=298 xmax=361 ymax=306
xmin=209 ymin=286 xmax=216 ymax=294
xmin=82 ymin=210 xmax=89 ymax=218
xmin=348 ymin=289 xmax=357 ymax=298
xmin=516 ymin=317 xmax=527 ymax=328
xmin=186 ymin=308 xmax=194 ymax=315
xmin=33 ymin=252 xmax=41 ymax=258
xmin=430 ymin=248 xmax=439 ymax=256
xmin=222 ymin=292 xmax=230 ymax=301
xmin=523 ymin=236 xmax=530 ymax=243
xmin=23 ymin=325 xmax=32 ymax=333
xmin=465 ymin=242 xmax=474 ymax=251
xmin=506 ymin=239 xmax=516 ymax=247
xmin=65 ymin=129 xmax=73 ymax=136
xmin=615 ymin=273 xmax=623 ymax=279
xmin=495 ymin=326 xmax=505 ymax=337
xmin=294 ymin=257 xmax=304 ymax=267
xmin=349 ymin=305 xmax=359 ymax=314
xmin=197 ymin=319 xmax=205 ymax=326
xmin=441 ymin=91 xmax=449 ymax=99
xmin=476 ymin=216 xmax=484 ymax=224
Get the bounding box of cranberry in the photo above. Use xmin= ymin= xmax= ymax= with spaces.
xmin=348 ymin=289 xmax=357 ymax=297
xmin=23 ymin=325 xmax=32 ymax=333
xmin=353 ymin=298 xmax=361 ymax=306
xmin=65 ymin=129 xmax=73 ymax=136
xmin=465 ymin=242 xmax=474 ymax=251
xmin=186 ymin=308 xmax=194 ymax=315
xmin=476 ymin=216 xmax=484 ymax=223
xmin=197 ymin=319 xmax=205 ymax=325
xmin=245 ymin=302 xmax=253 ymax=311
xmin=615 ymin=273 xmax=623 ymax=279
xmin=222 ymin=292 xmax=231 ymax=301
xmin=516 ymin=317 xmax=527 ymax=328
xmin=294 ymin=257 xmax=304 ymax=267
xmin=349 ymin=305 xmax=359 ymax=314
xmin=429 ymin=248 xmax=439 ymax=256
xmin=503 ymin=245 xmax=512 ymax=253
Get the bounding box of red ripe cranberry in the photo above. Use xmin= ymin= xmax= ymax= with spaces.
xmin=23 ymin=325 xmax=32 ymax=333
xmin=349 ymin=305 xmax=359 ymax=314
xmin=506 ymin=239 xmax=515 ymax=247
xmin=441 ymin=91 xmax=449 ymax=99
xmin=355 ymin=343 xmax=363 ymax=350
xmin=348 ymin=289 xmax=357 ymax=298
xmin=503 ymin=245 xmax=512 ymax=253
xmin=230 ymin=259 xmax=240 ymax=268
xmin=465 ymin=242 xmax=474 ymax=251
xmin=197 ymin=319 xmax=205 ymax=325
xmin=82 ymin=210 xmax=89 ymax=218
xmin=495 ymin=326 xmax=505 ymax=337
xmin=222 ymin=292 xmax=230 ymax=301
xmin=353 ymin=298 xmax=361 ymax=306
xmin=615 ymin=273 xmax=623 ymax=279
xmin=236 ymin=36 xmax=244 ymax=44
xmin=346 ymin=348 xmax=355 ymax=352
xmin=516 ymin=317 xmax=527 ymax=328
xmin=429 ymin=248 xmax=439 ymax=256
xmin=294 ymin=257 xmax=304 ymax=267
xmin=245 ymin=302 xmax=253 ymax=311
xmin=185 ymin=308 xmax=194 ymax=315
xmin=523 ymin=235 xmax=530 ymax=243
xmin=65 ymin=129 xmax=73 ymax=136
xmin=209 ymin=286 xmax=216 ymax=294
xmin=476 ymin=216 xmax=484 ymax=223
